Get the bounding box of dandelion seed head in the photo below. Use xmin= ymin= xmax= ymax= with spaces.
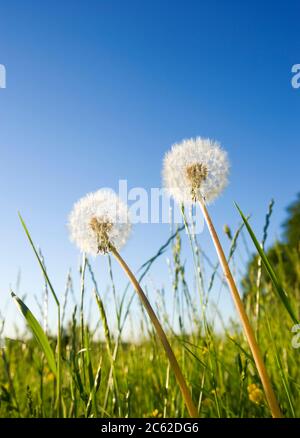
xmin=163 ymin=137 xmax=230 ymax=204
xmin=68 ymin=189 xmax=131 ymax=256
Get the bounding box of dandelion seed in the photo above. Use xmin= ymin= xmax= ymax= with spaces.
xmin=162 ymin=137 xmax=229 ymax=204
xmin=68 ymin=189 xmax=131 ymax=256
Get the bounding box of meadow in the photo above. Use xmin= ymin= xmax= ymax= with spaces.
xmin=0 ymin=192 xmax=299 ymax=419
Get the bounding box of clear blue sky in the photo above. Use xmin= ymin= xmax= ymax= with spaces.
xmin=0 ymin=0 xmax=299 ymax=338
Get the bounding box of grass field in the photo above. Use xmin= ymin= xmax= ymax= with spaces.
xmin=0 ymin=200 xmax=299 ymax=419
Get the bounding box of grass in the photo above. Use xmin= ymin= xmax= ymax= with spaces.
xmin=0 ymin=202 xmax=299 ymax=418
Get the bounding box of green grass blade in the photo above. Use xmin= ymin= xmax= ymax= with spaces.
xmin=11 ymin=292 xmax=57 ymax=376
xmin=18 ymin=212 xmax=59 ymax=307
xmin=235 ymin=202 xmax=298 ymax=324
xmin=18 ymin=212 xmax=62 ymax=415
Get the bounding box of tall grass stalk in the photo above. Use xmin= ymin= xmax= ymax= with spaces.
xmin=79 ymin=254 xmax=87 ymax=385
xmin=255 ymin=199 xmax=274 ymax=333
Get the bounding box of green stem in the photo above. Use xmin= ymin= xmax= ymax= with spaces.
xmin=110 ymin=245 xmax=198 ymax=418
xmin=198 ymin=196 xmax=282 ymax=418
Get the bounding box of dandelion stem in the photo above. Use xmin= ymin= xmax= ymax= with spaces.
xmin=198 ymin=196 xmax=282 ymax=418
xmin=110 ymin=245 xmax=198 ymax=418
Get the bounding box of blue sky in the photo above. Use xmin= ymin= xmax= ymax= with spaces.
xmin=0 ymin=0 xmax=299 ymax=338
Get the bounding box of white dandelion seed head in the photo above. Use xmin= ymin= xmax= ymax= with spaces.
xmin=68 ymin=189 xmax=131 ymax=256
xmin=162 ymin=137 xmax=230 ymax=205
